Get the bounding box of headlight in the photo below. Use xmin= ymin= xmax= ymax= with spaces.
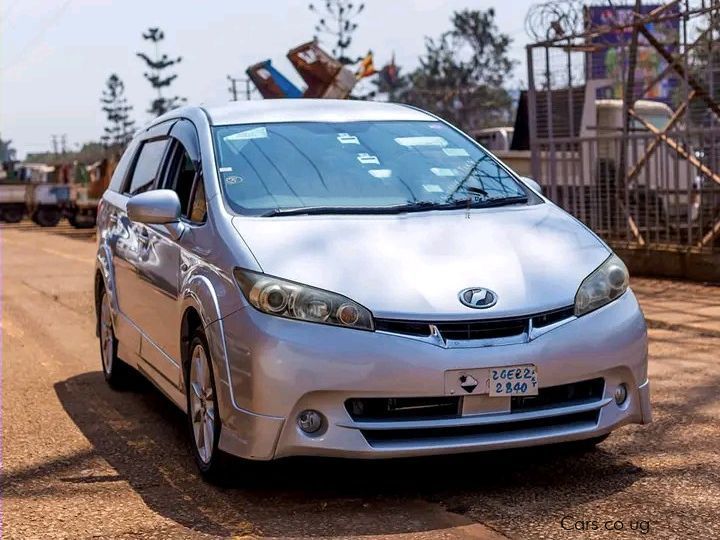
xmin=233 ymin=268 xmax=374 ymax=331
xmin=574 ymin=254 xmax=629 ymax=317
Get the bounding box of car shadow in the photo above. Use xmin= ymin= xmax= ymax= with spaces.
xmin=43 ymin=371 xmax=644 ymax=538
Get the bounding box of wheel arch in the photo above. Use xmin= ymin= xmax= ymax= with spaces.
xmin=94 ymin=246 xmax=116 ymax=337
xmin=180 ymin=274 xmax=240 ymax=413
xmin=180 ymin=305 xmax=204 ymax=378
xmin=94 ymin=269 xmax=105 ymax=337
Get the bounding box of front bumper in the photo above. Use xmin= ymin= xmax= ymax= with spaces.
xmin=210 ymin=290 xmax=651 ymax=460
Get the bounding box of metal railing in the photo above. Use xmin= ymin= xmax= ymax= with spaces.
xmin=533 ymin=128 xmax=720 ymax=251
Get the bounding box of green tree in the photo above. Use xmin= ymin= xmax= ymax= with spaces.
xmin=100 ymin=74 xmax=136 ymax=147
xmin=308 ymin=0 xmax=365 ymax=64
xmin=0 ymin=135 xmax=17 ymax=163
xmin=399 ymin=9 xmax=516 ymax=131
xmin=136 ymin=27 xmax=185 ymax=117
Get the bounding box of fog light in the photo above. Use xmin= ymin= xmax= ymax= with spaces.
xmin=297 ymin=410 xmax=324 ymax=434
xmin=614 ymin=384 xmax=628 ymax=405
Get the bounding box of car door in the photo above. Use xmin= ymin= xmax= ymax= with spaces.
xmin=137 ymin=119 xmax=204 ymax=388
xmin=110 ymin=130 xmax=173 ymax=351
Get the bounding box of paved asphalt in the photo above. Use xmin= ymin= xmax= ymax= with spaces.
xmin=1 ymin=222 xmax=718 ymax=539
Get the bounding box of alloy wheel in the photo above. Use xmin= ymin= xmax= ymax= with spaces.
xmin=100 ymin=294 xmax=114 ymax=375
xmin=189 ymin=343 xmax=216 ymax=464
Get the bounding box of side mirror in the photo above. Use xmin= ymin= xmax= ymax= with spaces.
xmin=127 ymin=189 xmax=181 ymax=224
xmin=127 ymin=189 xmax=185 ymax=240
xmin=521 ymin=177 xmax=543 ymax=195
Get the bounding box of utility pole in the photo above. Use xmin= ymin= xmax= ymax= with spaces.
xmin=51 ymin=135 xmax=59 ymax=155
xmin=227 ymin=75 xmax=253 ymax=101
xmin=227 ymin=75 xmax=239 ymax=101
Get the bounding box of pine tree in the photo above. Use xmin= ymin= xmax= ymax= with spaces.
xmin=136 ymin=27 xmax=185 ymax=117
xmin=308 ymin=1 xmax=365 ymax=64
xmin=100 ymin=74 xmax=136 ymax=147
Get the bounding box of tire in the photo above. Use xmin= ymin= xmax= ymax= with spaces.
xmin=186 ymin=329 xmax=233 ymax=480
xmin=33 ymin=207 xmax=62 ymax=227
xmin=98 ymin=288 xmax=133 ymax=388
xmin=68 ymin=212 xmax=96 ymax=229
xmin=2 ymin=206 xmax=24 ymax=223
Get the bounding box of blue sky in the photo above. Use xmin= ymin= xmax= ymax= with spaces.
xmin=0 ymin=0 xmax=535 ymax=158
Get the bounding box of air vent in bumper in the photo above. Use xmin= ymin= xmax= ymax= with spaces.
xmin=361 ymin=410 xmax=600 ymax=447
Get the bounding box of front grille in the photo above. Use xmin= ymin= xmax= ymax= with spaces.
xmin=361 ymin=409 xmax=599 ymax=446
xmin=374 ymin=315 xmax=529 ymax=340
xmin=512 ymin=378 xmax=605 ymax=413
xmin=346 ymin=396 xmax=461 ymax=422
xmin=373 ymin=319 xmax=431 ymax=336
xmin=436 ymin=318 xmax=527 ymax=340
xmin=532 ymin=306 xmax=576 ymax=328
xmin=374 ymin=305 xmax=574 ymax=342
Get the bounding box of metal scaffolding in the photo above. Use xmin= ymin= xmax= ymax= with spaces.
xmin=524 ymin=0 xmax=720 ymax=252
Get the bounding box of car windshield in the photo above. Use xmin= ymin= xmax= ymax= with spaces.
xmin=212 ymin=120 xmax=530 ymax=216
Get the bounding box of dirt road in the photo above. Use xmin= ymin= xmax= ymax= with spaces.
xmin=2 ymin=223 xmax=719 ymax=539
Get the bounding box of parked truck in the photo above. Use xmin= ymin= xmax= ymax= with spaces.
xmin=0 ymin=163 xmax=70 ymax=226
xmin=0 ymin=182 xmax=28 ymax=223
xmin=0 ymin=158 xmax=113 ymax=227
xmin=502 ymin=80 xmax=709 ymax=228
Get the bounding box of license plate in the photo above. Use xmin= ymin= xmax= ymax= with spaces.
xmin=489 ymin=365 xmax=538 ymax=396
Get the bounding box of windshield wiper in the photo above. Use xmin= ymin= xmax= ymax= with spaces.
xmin=261 ymin=196 xmax=528 ymax=217
xmin=422 ymin=195 xmax=529 ymax=211
xmin=469 ymin=195 xmax=529 ymax=208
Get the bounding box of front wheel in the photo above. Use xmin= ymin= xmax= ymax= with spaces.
xmin=186 ymin=330 xmax=232 ymax=480
xmin=99 ymin=289 xmax=133 ymax=388
xmin=1 ymin=206 xmax=24 ymax=223
xmin=33 ymin=207 xmax=62 ymax=227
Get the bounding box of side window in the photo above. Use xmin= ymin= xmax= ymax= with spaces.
xmin=165 ymin=142 xmax=205 ymax=222
xmin=125 ymin=139 xmax=169 ymax=195
xmin=189 ymin=180 xmax=207 ymax=223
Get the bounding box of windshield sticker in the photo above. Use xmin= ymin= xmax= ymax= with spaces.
xmin=369 ymin=169 xmax=392 ymax=179
xmin=394 ymin=136 xmax=447 ymax=148
xmin=337 ymin=133 xmax=359 ymax=144
xmin=224 ymin=127 xmax=268 ymax=141
xmin=423 ymin=184 xmax=444 ymax=193
xmin=443 ymin=147 xmax=470 ymax=157
xmin=225 ymin=175 xmax=244 ymax=185
xmin=430 ymin=167 xmax=456 ymax=177
xmin=357 ymin=153 xmax=380 ymax=165
xmin=218 ymin=166 xmax=233 ymax=173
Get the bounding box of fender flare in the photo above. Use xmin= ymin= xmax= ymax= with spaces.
xmin=181 ymin=275 xmax=244 ymax=412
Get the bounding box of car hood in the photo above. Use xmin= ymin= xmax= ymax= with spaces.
xmin=231 ymin=204 xmax=610 ymax=319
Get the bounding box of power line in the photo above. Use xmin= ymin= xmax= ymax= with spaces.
xmin=0 ymin=0 xmax=22 ymax=24
xmin=1 ymin=0 xmax=72 ymax=71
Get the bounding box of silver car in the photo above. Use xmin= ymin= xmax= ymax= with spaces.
xmin=95 ymin=99 xmax=651 ymax=478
